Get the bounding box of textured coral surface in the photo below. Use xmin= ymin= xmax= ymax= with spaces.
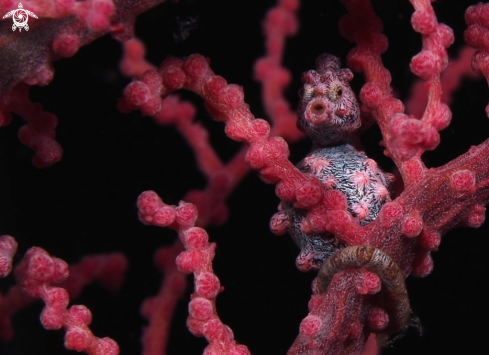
xmin=1 ymin=0 xmax=489 ymax=354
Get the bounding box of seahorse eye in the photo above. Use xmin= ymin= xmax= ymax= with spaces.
xmin=329 ymin=85 xmax=343 ymax=101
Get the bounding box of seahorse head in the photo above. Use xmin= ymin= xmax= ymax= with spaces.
xmin=297 ymin=54 xmax=361 ymax=147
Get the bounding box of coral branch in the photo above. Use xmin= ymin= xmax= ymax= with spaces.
xmin=1 ymin=83 xmax=63 ymax=167
xmin=0 ymin=0 xmax=168 ymax=96
xmin=137 ymin=191 xmax=249 ymax=355
xmin=340 ymin=0 xmax=403 ymax=161
xmin=253 ymin=0 xmax=303 ymax=142
xmin=465 ymin=2 xmax=489 ymax=116
xmin=1 ymin=250 xmax=127 ymax=342
xmin=360 ymin=140 xmax=489 ymax=278
xmin=288 ymin=245 xmax=409 ymax=354
xmin=340 ymin=0 xmax=453 ymax=184
xmin=2 ymin=0 xmax=489 ymax=354
xmin=0 ymin=0 xmax=116 ymax=32
xmin=288 ymin=271 xmax=366 ymax=355
xmin=15 ymin=247 xmax=120 ymax=355
xmin=406 ymin=46 xmax=478 ymax=118
xmin=317 ymin=246 xmax=409 ymax=336
xmin=0 ymin=235 xmax=17 ymax=278
xmin=140 ymin=243 xmax=187 ymax=355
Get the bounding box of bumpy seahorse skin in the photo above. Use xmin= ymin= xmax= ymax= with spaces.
xmin=278 ymin=54 xmax=393 ymax=271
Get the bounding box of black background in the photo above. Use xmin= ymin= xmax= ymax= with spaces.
xmin=1 ymin=0 xmax=488 ymax=354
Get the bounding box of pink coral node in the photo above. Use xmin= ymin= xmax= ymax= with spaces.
xmin=65 ymin=327 xmax=90 ymax=351
xmin=0 ymin=235 xmax=17 ymax=277
xmin=24 ymin=247 xmax=68 ymax=284
xmin=189 ymin=297 xmax=214 ymax=321
xmin=401 ymin=214 xmax=424 ymax=238
xmin=411 ymin=9 xmax=437 ymax=34
xmin=175 ymin=202 xmax=199 ymax=229
xmin=195 ymin=272 xmax=220 ymax=299
xmin=366 ymin=307 xmax=389 ymax=332
xmin=299 ymin=315 xmax=322 ymax=338
xmin=53 ymin=33 xmax=80 ymax=58
xmin=183 ymin=227 xmax=209 ymax=249
xmin=88 ymin=337 xmax=119 ymax=355
xmin=450 ymin=169 xmax=476 ymax=193
xmin=465 ymin=204 xmax=486 ymax=228
xmin=41 ymin=306 xmax=65 ymax=330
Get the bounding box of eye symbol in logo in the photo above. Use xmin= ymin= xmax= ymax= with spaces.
xmin=2 ymin=3 xmax=38 ymax=32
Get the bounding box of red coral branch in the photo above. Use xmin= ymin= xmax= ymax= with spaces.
xmin=0 ymin=0 xmax=167 ymax=95
xmin=1 ymin=0 xmax=489 ymax=354
xmin=137 ymin=190 xmax=250 ymax=355
xmin=15 ymin=246 xmax=120 ymax=354
xmin=140 ymin=244 xmax=187 ymax=355
xmin=119 ymin=1 xmax=489 ymax=353
xmin=0 ymin=243 xmax=127 ymax=343
xmin=0 ymin=235 xmax=16 ymax=278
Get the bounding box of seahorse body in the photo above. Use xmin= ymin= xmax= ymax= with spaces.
xmin=279 ymin=54 xmax=393 ymax=271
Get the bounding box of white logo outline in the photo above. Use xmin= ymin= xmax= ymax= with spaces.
xmin=2 ymin=3 xmax=38 ymax=32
